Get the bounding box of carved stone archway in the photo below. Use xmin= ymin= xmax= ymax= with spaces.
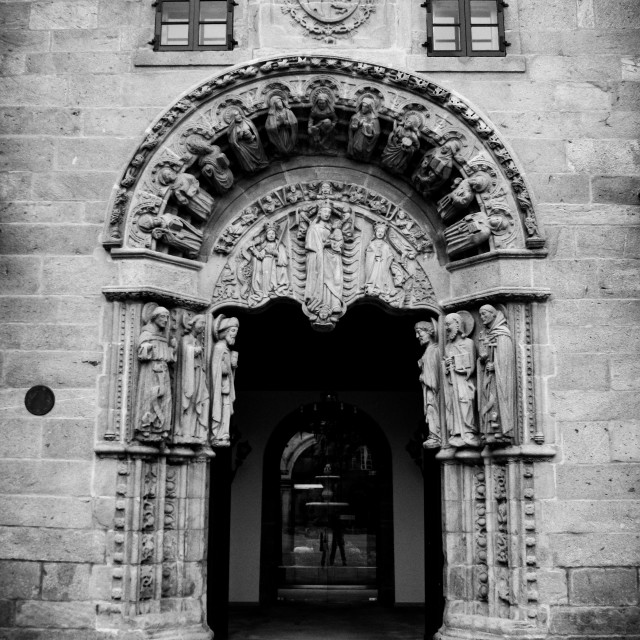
xmin=97 ymin=55 xmax=553 ymax=640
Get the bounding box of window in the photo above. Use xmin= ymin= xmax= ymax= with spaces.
xmin=424 ymin=0 xmax=507 ymax=57
xmin=153 ymin=0 xmax=237 ymax=51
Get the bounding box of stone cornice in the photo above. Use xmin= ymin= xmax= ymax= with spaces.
xmin=110 ymin=248 xmax=204 ymax=270
xmin=440 ymin=287 xmax=552 ymax=311
xmin=95 ymin=442 xmax=215 ymax=459
xmin=102 ymin=286 xmax=209 ymax=310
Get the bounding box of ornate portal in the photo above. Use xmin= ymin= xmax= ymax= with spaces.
xmin=97 ymin=55 xmax=553 ymax=640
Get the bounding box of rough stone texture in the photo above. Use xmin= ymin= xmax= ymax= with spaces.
xmin=0 ymin=0 xmax=637 ymax=638
xmin=569 ymin=568 xmax=639 ymax=606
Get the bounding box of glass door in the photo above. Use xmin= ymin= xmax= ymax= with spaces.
xmin=278 ymin=427 xmax=380 ymax=602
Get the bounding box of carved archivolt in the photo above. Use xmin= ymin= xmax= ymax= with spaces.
xmin=103 ymin=55 xmax=544 ymax=278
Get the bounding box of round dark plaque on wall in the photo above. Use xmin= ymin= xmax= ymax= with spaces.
xmin=24 ymin=385 xmax=55 ymax=416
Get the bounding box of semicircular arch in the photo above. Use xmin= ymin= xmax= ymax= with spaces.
xmin=102 ymin=54 xmax=548 ymax=327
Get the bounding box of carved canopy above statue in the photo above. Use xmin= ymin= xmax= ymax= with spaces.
xmin=103 ymin=54 xmax=545 ymax=328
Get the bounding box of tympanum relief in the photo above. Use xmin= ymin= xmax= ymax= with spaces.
xmin=211 ymin=181 xmax=437 ymax=329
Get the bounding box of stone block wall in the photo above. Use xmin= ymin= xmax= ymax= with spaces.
xmin=0 ymin=0 xmax=638 ymax=636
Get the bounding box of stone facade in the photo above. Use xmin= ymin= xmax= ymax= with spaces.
xmin=0 ymin=1 xmax=638 ymax=639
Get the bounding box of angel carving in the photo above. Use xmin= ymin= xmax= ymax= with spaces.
xmin=240 ymin=221 xmax=291 ymax=304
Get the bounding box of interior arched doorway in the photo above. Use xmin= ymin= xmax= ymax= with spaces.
xmin=97 ymin=54 xmax=554 ymax=640
xmin=260 ymin=395 xmax=395 ymax=606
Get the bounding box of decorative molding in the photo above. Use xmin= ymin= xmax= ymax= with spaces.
xmin=95 ymin=443 xmax=215 ymax=458
xmin=447 ymin=250 xmax=548 ymax=272
xmin=110 ymin=248 xmax=205 ymax=270
xmin=103 ymin=287 xmax=210 ymax=311
xmin=483 ymin=444 xmax=556 ymax=460
xmin=441 ymin=288 xmax=551 ymax=311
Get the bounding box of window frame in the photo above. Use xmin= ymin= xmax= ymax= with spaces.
xmin=153 ymin=0 xmax=237 ymax=52
xmin=424 ymin=0 xmax=507 ymax=57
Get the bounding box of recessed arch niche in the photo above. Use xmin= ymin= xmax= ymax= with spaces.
xmin=97 ymin=54 xmax=555 ymax=640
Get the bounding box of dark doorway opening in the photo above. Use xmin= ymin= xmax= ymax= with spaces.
xmin=207 ymin=302 xmax=444 ymax=638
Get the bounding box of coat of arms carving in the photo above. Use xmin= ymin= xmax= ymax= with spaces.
xmin=282 ymin=0 xmax=377 ymax=40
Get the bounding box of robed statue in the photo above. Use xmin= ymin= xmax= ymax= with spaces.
xmin=415 ymin=320 xmax=441 ymax=449
xmin=381 ymin=116 xmax=421 ymax=174
xmin=347 ymin=97 xmax=380 ymax=162
xmin=135 ymin=305 xmax=176 ymax=443
xmin=174 ymin=314 xmax=209 ymax=446
xmin=477 ymin=304 xmax=515 ymax=445
xmin=308 ymin=90 xmax=338 ymax=154
xmin=210 ymin=315 xmax=239 ymax=447
xmin=300 ymin=202 xmax=350 ymax=322
xmin=227 ymin=110 xmax=269 ymax=173
xmin=443 ymin=312 xmax=480 ymax=448
xmin=412 ymin=139 xmax=463 ymax=196
xmin=185 ymin=135 xmax=234 ymax=194
xmin=265 ymin=95 xmax=298 ymax=157
xmin=364 ymin=222 xmax=395 ymax=297
xmin=246 ymin=221 xmax=290 ymax=303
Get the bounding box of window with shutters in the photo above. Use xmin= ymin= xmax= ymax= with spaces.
xmin=424 ymin=0 xmax=507 ymax=57
xmin=153 ymin=0 xmax=237 ymax=52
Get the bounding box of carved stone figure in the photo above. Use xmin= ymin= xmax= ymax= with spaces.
xmin=227 ymin=110 xmax=269 ymax=173
xmin=308 ymin=91 xmax=338 ymax=154
xmin=477 ymin=305 xmax=515 ymax=445
xmin=265 ymin=95 xmax=298 ymax=157
xmin=185 ymin=135 xmax=234 ymax=194
xmin=174 ymin=314 xmax=209 ymax=446
xmin=245 ymin=221 xmax=290 ymax=303
xmin=138 ymin=212 xmax=203 ymax=259
xmin=157 ymin=168 xmax=214 ymax=220
xmin=437 ymin=173 xmax=491 ymax=222
xmin=415 ymin=320 xmax=441 ymax=449
xmin=364 ymin=222 xmax=395 ymax=297
xmin=347 ymin=97 xmax=380 ymax=162
xmin=301 ymin=201 xmax=349 ymax=321
xmin=135 ymin=305 xmax=176 ymax=443
xmin=381 ymin=116 xmax=420 ymax=174
xmin=210 ymin=315 xmax=239 ymax=447
xmin=444 ymin=212 xmax=492 ymax=257
xmin=443 ymin=312 xmax=480 ymax=448
xmin=412 ymin=139 xmax=463 ymax=196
